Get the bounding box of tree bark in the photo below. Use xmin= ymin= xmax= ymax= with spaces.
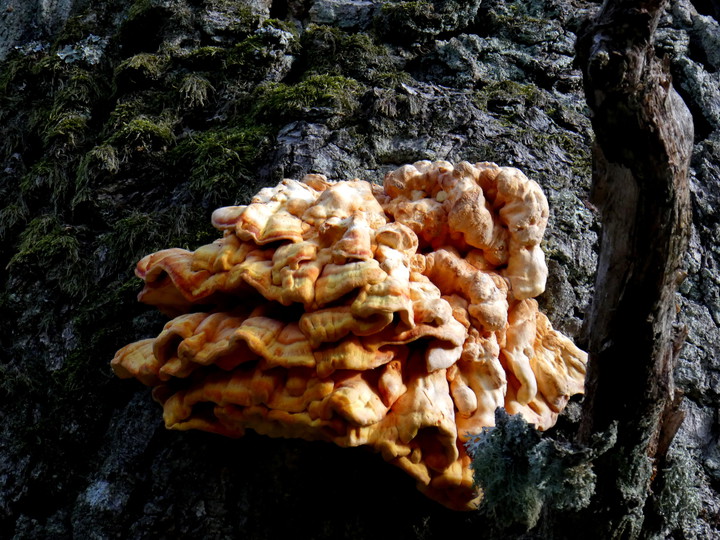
xmin=575 ymin=1 xmax=693 ymax=537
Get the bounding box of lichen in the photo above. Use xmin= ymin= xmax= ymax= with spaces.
xmin=56 ymin=34 xmax=108 ymax=65
xmin=647 ymin=446 xmax=703 ymax=538
xmin=466 ymin=409 xmax=596 ymax=532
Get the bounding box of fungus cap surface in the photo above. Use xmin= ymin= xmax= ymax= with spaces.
xmin=111 ymin=161 xmax=587 ymax=511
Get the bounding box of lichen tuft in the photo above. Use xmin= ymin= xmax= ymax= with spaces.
xmin=466 ymin=409 xmax=596 ymax=532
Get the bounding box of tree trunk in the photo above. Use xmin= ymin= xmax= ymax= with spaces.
xmin=575 ymin=1 xmax=693 ymax=537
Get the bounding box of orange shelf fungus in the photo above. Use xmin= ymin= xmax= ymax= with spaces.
xmin=111 ymin=161 xmax=587 ymax=511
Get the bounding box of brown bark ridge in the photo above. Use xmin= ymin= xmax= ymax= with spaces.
xmin=575 ymin=1 xmax=693 ymax=538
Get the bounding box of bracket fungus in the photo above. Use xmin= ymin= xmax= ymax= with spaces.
xmin=111 ymin=161 xmax=587 ymax=511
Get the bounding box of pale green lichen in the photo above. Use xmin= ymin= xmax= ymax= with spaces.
xmin=466 ymin=409 xmax=597 ymax=532
xmin=648 ymin=446 xmax=703 ymax=538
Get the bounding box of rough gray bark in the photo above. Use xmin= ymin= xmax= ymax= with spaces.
xmin=0 ymin=0 xmax=86 ymax=60
xmin=576 ymin=1 xmax=694 ymax=537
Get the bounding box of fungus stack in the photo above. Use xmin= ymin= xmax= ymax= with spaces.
xmin=111 ymin=161 xmax=587 ymax=510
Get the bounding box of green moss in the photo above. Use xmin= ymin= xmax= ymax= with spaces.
xmin=83 ymin=143 xmax=119 ymax=174
xmin=383 ymin=0 xmax=435 ymax=14
xmin=44 ymin=109 xmax=90 ymax=147
xmin=73 ymin=144 xmax=120 ymax=207
xmin=0 ymin=51 xmax=61 ymax=96
xmin=99 ymin=211 xmax=170 ymax=269
xmin=222 ymin=29 xmax=298 ymax=82
xmin=127 ymin=0 xmax=154 ymax=22
xmin=181 ymin=25 xmax=296 ymax=82
xmin=473 ymin=80 xmax=543 ymax=113
xmin=203 ymin=0 xmax=258 ymax=35
xmin=0 ymin=52 xmax=25 ymax=91
xmin=178 ymin=74 xmax=214 ymax=108
xmin=19 ymin=159 xmax=68 ymax=198
xmin=9 ymin=216 xmax=79 ymax=265
xmin=471 ymin=81 xmax=591 ymax=181
xmin=372 ymin=70 xmax=414 ymax=88
xmin=98 ymin=207 xmax=216 ymax=274
xmin=374 ymin=1 xmax=440 ymax=43
xmin=56 ymin=15 xmax=96 ymax=45
xmin=559 ymin=134 xmax=592 ymax=179
xmin=301 ymin=25 xmax=395 ymax=82
xmin=7 ymin=215 xmax=88 ymax=297
xmin=118 ymin=52 xmax=168 ymax=77
xmin=60 ymin=68 xmax=104 ymax=107
xmin=109 ymin=113 xmax=176 ymax=151
xmin=485 ymin=2 xmax=555 ymax=46
xmin=174 ymin=125 xmax=271 ymax=205
xmin=530 ymin=129 xmax=591 ymax=180
xmin=124 ymin=0 xmax=192 ymax=33
xmin=226 ymin=34 xmax=272 ymax=72
xmin=0 ymin=197 xmax=29 ymax=239
xmin=107 ymin=97 xmax=146 ymax=126
xmin=262 ymin=18 xmax=299 ymax=37
xmin=1 ymin=55 xmax=104 ymax=159
xmin=0 ymin=360 xmax=37 ymax=398
xmin=30 ymin=51 xmax=68 ymax=87
xmin=7 ymin=57 xmax=69 ymax=135
xmin=112 ymin=88 xmax=176 ymax=124
xmin=184 ymin=46 xmax=227 ymax=70
xmin=255 ymin=74 xmax=364 ymax=123
xmin=0 ymin=131 xmax=21 ymax=163
xmin=114 ymin=53 xmax=170 ymax=88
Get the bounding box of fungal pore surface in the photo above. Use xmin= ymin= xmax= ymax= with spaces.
xmin=111 ymin=161 xmax=587 ymax=510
